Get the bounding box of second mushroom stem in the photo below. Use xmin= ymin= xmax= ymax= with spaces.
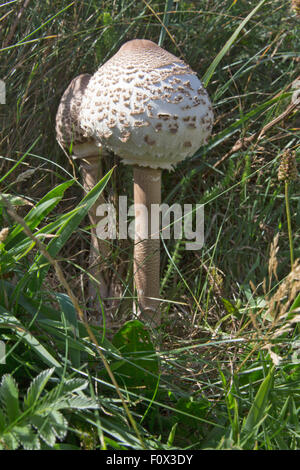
xmin=133 ymin=166 xmax=161 ymax=326
xmin=79 ymin=154 xmax=110 ymax=307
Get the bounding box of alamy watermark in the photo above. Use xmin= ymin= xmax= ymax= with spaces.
xmin=95 ymin=196 xmax=204 ymax=250
xmin=0 ymin=340 xmax=6 ymax=364
xmin=0 ymin=79 xmax=6 ymax=104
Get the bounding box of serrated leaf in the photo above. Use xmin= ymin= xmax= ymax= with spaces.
xmin=24 ymin=368 xmax=55 ymax=411
xmin=48 ymin=411 xmax=68 ymax=440
xmin=0 ymin=374 xmax=21 ymax=422
xmin=53 ymin=396 xmax=99 ymax=410
xmin=59 ymin=378 xmax=88 ymax=395
xmin=0 ymin=431 xmax=19 ymax=450
xmin=13 ymin=425 xmax=40 ymax=450
xmin=31 ymin=414 xmax=57 ymax=447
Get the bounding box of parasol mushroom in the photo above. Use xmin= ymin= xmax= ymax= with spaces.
xmin=55 ymin=74 xmax=110 ymax=313
xmin=79 ymin=39 xmax=213 ymax=326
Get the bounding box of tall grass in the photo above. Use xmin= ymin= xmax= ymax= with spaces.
xmin=0 ymin=0 xmax=299 ymax=450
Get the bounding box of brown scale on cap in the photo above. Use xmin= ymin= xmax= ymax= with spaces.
xmin=55 ymin=74 xmax=101 ymax=158
xmin=56 ymin=74 xmax=91 ymax=147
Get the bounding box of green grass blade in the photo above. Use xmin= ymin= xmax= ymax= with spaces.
xmin=202 ymin=0 xmax=267 ymax=86
xmin=57 ymin=293 xmax=80 ymax=368
xmin=29 ymin=167 xmax=114 ymax=285
xmin=158 ymin=0 xmax=174 ymax=47
xmin=0 ymin=306 xmax=62 ymax=372
xmin=6 ymin=180 xmax=74 ymax=245
xmin=242 ymin=367 xmax=274 ymax=436
xmin=0 ymin=138 xmax=40 ymax=184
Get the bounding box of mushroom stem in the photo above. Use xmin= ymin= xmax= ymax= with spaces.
xmin=79 ymin=154 xmax=109 ymax=304
xmin=133 ymin=166 xmax=161 ymax=326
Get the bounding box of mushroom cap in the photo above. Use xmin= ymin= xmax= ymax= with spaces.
xmin=80 ymin=39 xmax=213 ymax=170
xmin=56 ymin=74 xmax=100 ymax=158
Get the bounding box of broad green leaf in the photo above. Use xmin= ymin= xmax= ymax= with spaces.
xmin=13 ymin=425 xmax=40 ymax=450
xmin=290 ymin=293 xmax=300 ymax=312
xmin=7 ymin=199 xmax=58 ymax=243
xmin=232 ymin=397 xmax=239 ymax=443
xmin=2 ymin=207 xmax=81 ymax=263
xmin=0 ymin=431 xmax=19 ymax=450
xmin=287 ymin=293 xmax=300 ymax=322
xmin=221 ymin=297 xmax=240 ymax=317
xmin=111 ymin=320 xmax=159 ymax=396
xmin=167 ymin=422 xmax=177 ymax=448
xmin=6 ymin=199 xmax=60 ymax=247
xmin=30 ymin=414 xmax=57 ymax=447
xmin=278 ymin=396 xmax=290 ymax=422
xmin=0 ymin=374 xmax=21 ymax=422
xmin=92 ymin=414 xmax=144 ymax=449
xmin=32 ymin=322 xmax=94 ymax=355
xmin=7 ymin=180 xmax=74 ymax=242
xmin=26 ymin=180 xmax=74 ymax=223
xmin=175 ymin=397 xmax=210 ymax=428
xmin=48 ymin=411 xmax=68 ymax=440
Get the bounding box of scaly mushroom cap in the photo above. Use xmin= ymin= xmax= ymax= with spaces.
xmin=56 ymin=74 xmax=100 ymax=158
xmin=80 ymin=39 xmax=213 ymax=169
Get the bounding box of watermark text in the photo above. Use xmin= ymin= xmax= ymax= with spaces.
xmin=0 ymin=79 xmax=6 ymax=104
xmin=95 ymin=196 xmax=204 ymax=250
